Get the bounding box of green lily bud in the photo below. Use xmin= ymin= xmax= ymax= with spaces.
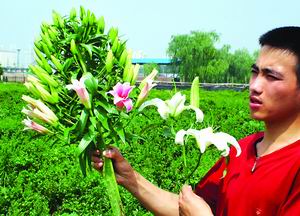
xmin=89 ymin=13 xmax=96 ymax=26
xmin=119 ymin=49 xmax=127 ymax=67
xmin=50 ymin=55 xmax=63 ymax=72
xmin=111 ymin=38 xmax=119 ymax=54
xmin=80 ymin=6 xmax=86 ymax=21
xmin=41 ymin=42 xmax=51 ymax=59
xmin=34 ymin=48 xmax=52 ymax=74
xmin=108 ymin=27 xmax=118 ymax=43
xmin=29 ymin=65 xmax=58 ymax=88
xmin=139 ymin=69 xmax=158 ymax=90
xmin=50 ymin=86 xmax=59 ymax=104
xmin=83 ymin=73 xmax=98 ymax=94
xmin=70 ymin=39 xmax=78 ymax=55
xmin=105 ymin=50 xmax=114 ymax=73
xmin=190 ymin=76 xmax=200 ymax=108
xmin=34 ymin=55 xmax=44 ymax=68
xmin=97 ymin=16 xmax=105 ymax=34
xmin=52 ymin=10 xmax=64 ymax=29
xmin=122 ymin=62 xmax=132 ymax=83
xmin=70 ymin=7 xmax=77 ymax=20
xmin=24 ymin=82 xmax=40 ymax=98
xmin=131 ymin=64 xmax=140 ymax=85
xmin=34 ymin=39 xmax=42 ymax=51
xmin=35 ymin=83 xmax=56 ymax=104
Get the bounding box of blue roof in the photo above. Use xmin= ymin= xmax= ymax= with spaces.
xmin=132 ymin=58 xmax=172 ymax=65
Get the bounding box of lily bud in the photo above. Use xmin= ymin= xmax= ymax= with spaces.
xmin=111 ymin=38 xmax=119 ymax=54
xmin=190 ymin=77 xmax=200 ymax=108
xmin=130 ymin=64 xmax=140 ymax=86
xmin=139 ymin=69 xmax=158 ymax=90
xmin=29 ymin=65 xmax=58 ymax=87
xmin=51 ymin=55 xmax=63 ymax=72
xmin=22 ymin=117 xmax=52 ymax=134
xmin=70 ymin=7 xmax=77 ymax=20
xmin=70 ymin=39 xmax=78 ymax=55
xmin=35 ymin=83 xmax=58 ymax=104
xmin=66 ymin=77 xmax=91 ymax=109
xmin=119 ymin=49 xmax=127 ymax=67
xmin=135 ymin=79 xmax=156 ymax=108
xmin=24 ymin=82 xmax=40 ymax=98
xmin=108 ymin=27 xmax=118 ymax=43
xmin=105 ymin=50 xmax=114 ymax=73
xmin=97 ymin=16 xmax=105 ymax=34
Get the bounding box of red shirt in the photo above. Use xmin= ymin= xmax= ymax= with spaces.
xmin=195 ymin=132 xmax=300 ymax=216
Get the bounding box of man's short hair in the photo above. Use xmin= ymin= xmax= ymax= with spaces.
xmin=259 ymin=26 xmax=300 ymax=85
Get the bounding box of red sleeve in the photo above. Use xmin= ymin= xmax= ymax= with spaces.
xmin=194 ymin=157 xmax=226 ymax=212
xmin=278 ymin=170 xmax=300 ymax=215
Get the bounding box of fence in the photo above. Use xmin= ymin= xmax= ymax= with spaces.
xmin=1 ymin=74 xmax=249 ymax=91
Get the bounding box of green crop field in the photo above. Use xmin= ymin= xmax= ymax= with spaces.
xmin=0 ymin=83 xmax=263 ymax=215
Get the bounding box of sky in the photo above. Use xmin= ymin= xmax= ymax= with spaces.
xmin=1 ymin=0 xmax=300 ymax=67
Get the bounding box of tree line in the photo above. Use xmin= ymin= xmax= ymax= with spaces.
xmin=166 ymin=31 xmax=258 ymax=83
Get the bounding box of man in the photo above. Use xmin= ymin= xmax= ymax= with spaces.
xmin=92 ymin=26 xmax=300 ymax=215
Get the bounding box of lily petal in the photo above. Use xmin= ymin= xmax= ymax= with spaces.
xmin=185 ymin=105 xmax=204 ymax=123
xmin=139 ymin=98 xmax=169 ymax=119
xmin=213 ymin=132 xmax=241 ymax=157
xmin=175 ymin=129 xmax=187 ymax=145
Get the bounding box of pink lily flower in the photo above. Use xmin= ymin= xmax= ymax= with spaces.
xmin=135 ymin=79 xmax=157 ymax=108
xmin=22 ymin=117 xmax=52 ymax=134
xmin=108 ymin=82 xmax=134 ymax=112
xmin=66 ymin=77 xmax=91 ymax=109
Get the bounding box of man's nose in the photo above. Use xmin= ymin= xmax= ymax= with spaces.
xmin=249 ymin=75 xmax=263 ymax=94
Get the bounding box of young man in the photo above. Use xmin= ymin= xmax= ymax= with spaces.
xmin=92 ymin=26 xmax=300 ymax=215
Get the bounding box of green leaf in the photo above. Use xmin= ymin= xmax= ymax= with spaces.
xmin=76 ymin=108 xmax=89 ymax=135
xmin=78 ymin=132 xmax=96 ymax=154
xmin=80 ymin=43 xmax=93 ymax=59
xmin=94 ymin=108 xmax=109 ymax=130
xmin=114 ymin=123 xmax=125 ymax=144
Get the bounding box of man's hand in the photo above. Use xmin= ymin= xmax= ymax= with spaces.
xmin=179 ymin=185 xmax=213 ymax=216
xmin=91 ymin=147 xmax=137 ymax=190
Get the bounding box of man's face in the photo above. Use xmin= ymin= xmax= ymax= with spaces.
xmin=249 ymin=45 xmax=300 ymax=123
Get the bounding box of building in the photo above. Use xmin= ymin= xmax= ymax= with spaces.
xmin=132 ymin=58 xmax=179 ymax=81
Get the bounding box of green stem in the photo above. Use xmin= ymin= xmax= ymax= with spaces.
xmin=185 ymin=153 xmax=202 ymax=187
xmin=103 ymin=157 xmax=124 ymax=216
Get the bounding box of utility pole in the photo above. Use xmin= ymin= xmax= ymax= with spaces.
xmin=17 ymin=49 xmax=21 ymax=68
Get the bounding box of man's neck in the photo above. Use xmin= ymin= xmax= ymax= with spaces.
xmin=258 ymin=114 xmax=300 ymax=156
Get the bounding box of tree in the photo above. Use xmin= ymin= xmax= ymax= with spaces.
xmin=226 ymin=49 xmax=255 ymax=83
xmin=167 ymin=31 xmax=230 ymax=82
xmin=0 ymin=64 xmax=3 ymax=81
xmin=0 ymin=64 xmax=3 ymax=77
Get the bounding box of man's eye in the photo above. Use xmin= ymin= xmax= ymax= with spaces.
xmin=251 ymin=69 xmax=258 ymax=74
xmin=267 ymin=75 xmax=279 ymax=80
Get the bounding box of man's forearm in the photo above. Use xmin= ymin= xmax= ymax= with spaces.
xmin=124 ymin=171 xmax=179 ymax=216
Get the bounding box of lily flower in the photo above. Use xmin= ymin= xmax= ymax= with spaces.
xmin=175 ymin=127 xmax=241 ymax=157
xmin=139 ymin=92 xmax=204 ymax=122
xmin=22 ymin=117 xmax=52 ymax=134
xmin=135 ymin=79 xmax=157 ymax=108
xmin=108 ymin=82 xmax=134 ymax=112
xmin=66 ymin=77 xmax=91 ymax=109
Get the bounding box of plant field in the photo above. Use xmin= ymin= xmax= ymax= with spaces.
xmin=0 ymin=83 xmax=263 ymax=215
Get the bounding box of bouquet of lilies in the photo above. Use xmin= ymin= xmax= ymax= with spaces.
xmin=21 ymin=6 xmax=241 ymax=215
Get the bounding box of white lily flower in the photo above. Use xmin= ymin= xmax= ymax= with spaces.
xmin=175 ymin=127 xmax=241 ymax=157
xmin=139 ymin=92 xmax=204 ymax=122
